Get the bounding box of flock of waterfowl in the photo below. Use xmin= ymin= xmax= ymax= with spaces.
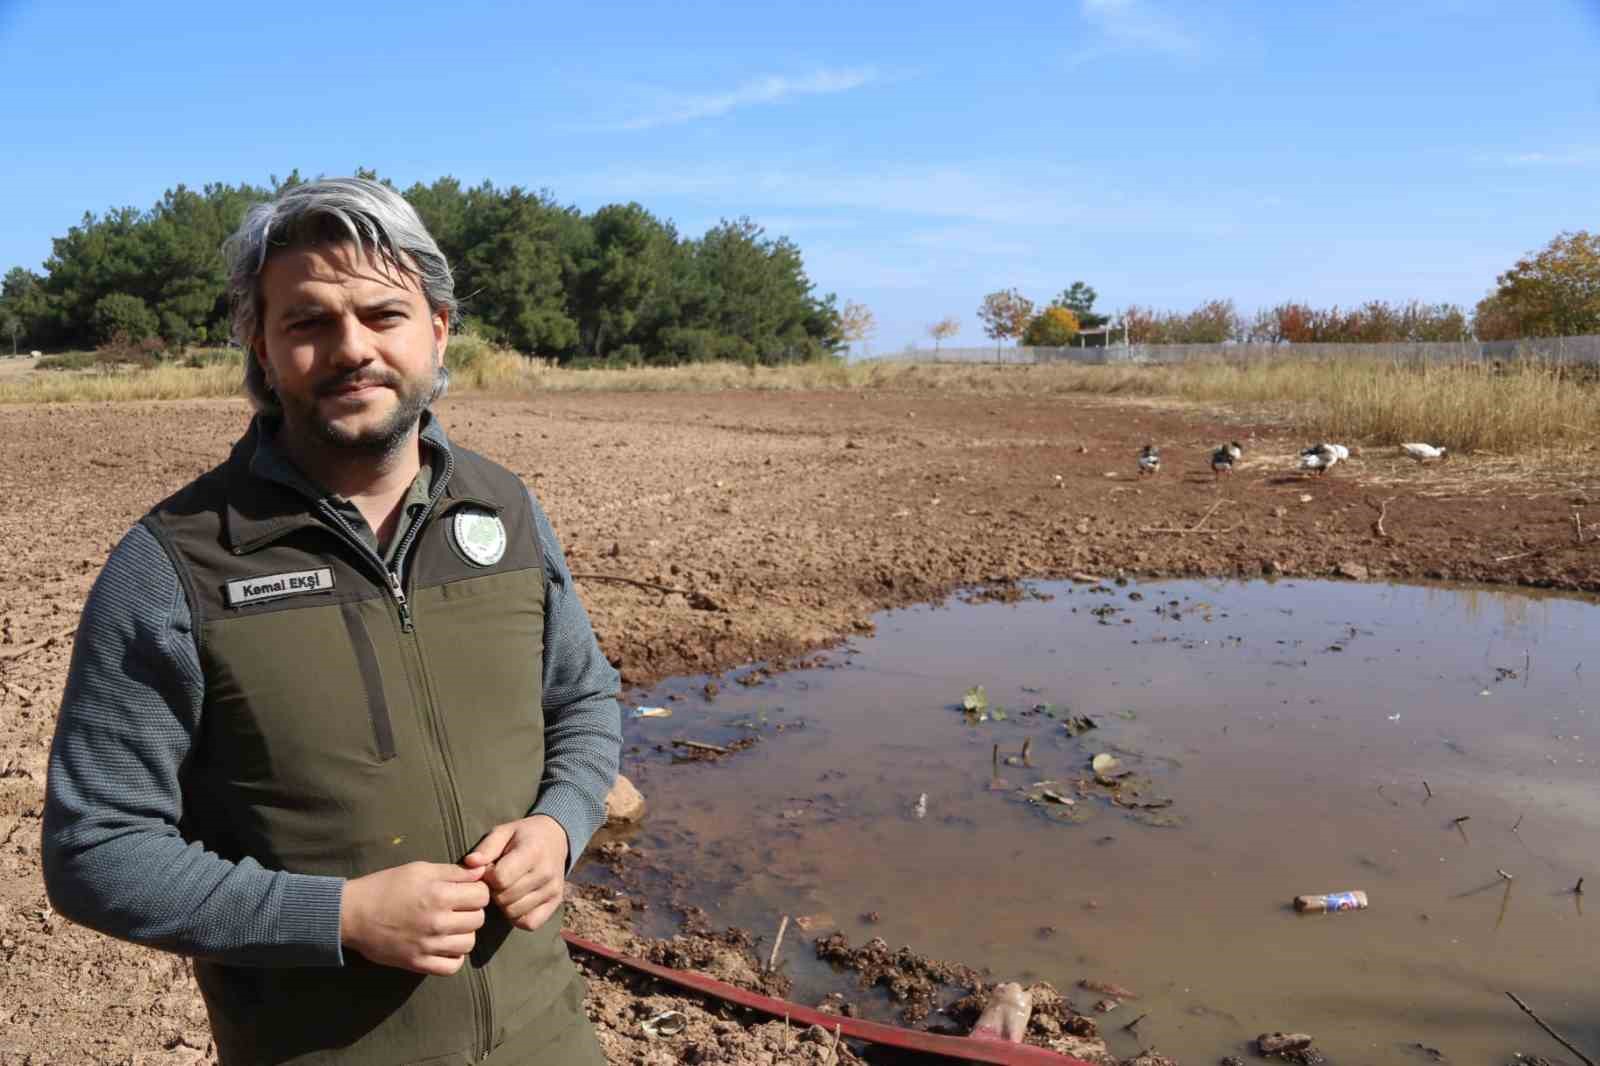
xmin=1135 ymin=440 xmax=1449 ymax=479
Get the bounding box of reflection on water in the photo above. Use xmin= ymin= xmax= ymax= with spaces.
xmin=610 ymin=579 xmax=1600 ymax=1062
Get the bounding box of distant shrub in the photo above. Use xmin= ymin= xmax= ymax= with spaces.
xmin=92 ymin=293 xmax=161 ymax=344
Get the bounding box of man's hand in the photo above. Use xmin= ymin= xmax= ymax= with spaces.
xmin=340 ymin=862 xmax=490 ymax=975
xmin=463 ymin=815 xmax=569 ymax=932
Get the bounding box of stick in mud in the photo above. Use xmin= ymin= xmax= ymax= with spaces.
xmin=824 ymin=1023 xmax=843 ymax=1066
xmin=1122 ymin=1013 xmax=1149 ymax=1033
xmin=767 ymin=915 xmax=789 ymax=974
xmin=1577 ymin=878 xmax=1586 ymax=895
xmin=674 ymin=739 xmax=730 ymax=756
xmin=1505 ymin=991 xmax=1599 ymax=1066
xmin=1423 ymin=780 xmax=1433 ymax=799
xmin=1512 ymin=814 xmax=1524 ymax=833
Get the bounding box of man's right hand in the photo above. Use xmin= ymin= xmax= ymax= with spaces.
xmin=339 ymin=862 xmax=490 ymax=975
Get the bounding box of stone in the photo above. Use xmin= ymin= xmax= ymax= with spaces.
xmin=603 ymin=774 xmax=646 ymax=827
xmin=1335 ymin=561 xmax=1369 ymax=581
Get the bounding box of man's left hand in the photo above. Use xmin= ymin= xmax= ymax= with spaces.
xmin=463 ymin=815 xmax=569 ymax=931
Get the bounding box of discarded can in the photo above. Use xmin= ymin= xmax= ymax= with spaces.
xmin=630 ymin=706 xmax=672 ymax=719
xmin=1293 ymin=890 xmax=1368 ymax=913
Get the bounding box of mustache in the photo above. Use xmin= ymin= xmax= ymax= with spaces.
xmin=316 ymin=369 xmax=400 ymax=396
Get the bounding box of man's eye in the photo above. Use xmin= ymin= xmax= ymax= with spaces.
xmin=287 ymin=318 xmax=321 ymax=332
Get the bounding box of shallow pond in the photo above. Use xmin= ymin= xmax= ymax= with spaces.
xmin=608 ymin=579 xmax=1600 ymax=1063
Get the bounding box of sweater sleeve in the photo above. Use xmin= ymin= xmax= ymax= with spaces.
xmin=41 ymin=522 xmax=346 ymax=967
xmin=524 ymin=490 xmax=623 ymax=872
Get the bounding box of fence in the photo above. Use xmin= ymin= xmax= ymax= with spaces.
xmin=877 ymin=335 xmax=1600 ymax=367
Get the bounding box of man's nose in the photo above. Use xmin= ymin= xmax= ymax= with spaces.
xmin=328 ymin=313 xmax=377 ymax=366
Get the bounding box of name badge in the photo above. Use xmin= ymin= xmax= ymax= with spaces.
xmin=225 ymin=567 xmax=336 ymax=607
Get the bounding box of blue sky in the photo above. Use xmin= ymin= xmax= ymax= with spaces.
xmin=2 ymin=0 xmax=1597 ymax=350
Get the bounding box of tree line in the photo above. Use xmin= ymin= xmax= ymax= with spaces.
xmin=959 ymin=229 xmax=1600 ymax=349
xmin=0 ymin=171 xmax=847 ymax=364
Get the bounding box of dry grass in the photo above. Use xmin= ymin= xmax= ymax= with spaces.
xmin=4 ymin=341 xmax=1597 ymax=456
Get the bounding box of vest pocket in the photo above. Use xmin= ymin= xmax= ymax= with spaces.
xmin=341 ymin=602 xmax=397 ymax=761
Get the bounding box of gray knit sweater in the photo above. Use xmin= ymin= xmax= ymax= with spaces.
xmin=41 ymin=420 xmax=622 ymax=968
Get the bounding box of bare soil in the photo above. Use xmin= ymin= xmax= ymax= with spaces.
xmin=2 ymin=389 xmax=1597 ymax=1063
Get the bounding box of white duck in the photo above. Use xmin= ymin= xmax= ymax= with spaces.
xmin=1299 ymin=442 xmax=1349 ymax=476
xmin=1400 ymin=442 xmax=1448 ymax=463
xmin=1137 ymin=444 xmax=1161 ymax=477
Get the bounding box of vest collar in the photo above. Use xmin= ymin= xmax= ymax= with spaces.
xmin=224 ymin=413 xmax=463 ymax=554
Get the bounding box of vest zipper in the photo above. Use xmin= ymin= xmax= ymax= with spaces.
xmin=385 ymin=569 xmax=413 ymax=631
xmin=314 ymin=458 xmax=494 ymax=1059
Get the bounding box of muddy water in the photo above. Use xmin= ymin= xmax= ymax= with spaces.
xmin=612 ymin=579 xmax=1600 ymax=1063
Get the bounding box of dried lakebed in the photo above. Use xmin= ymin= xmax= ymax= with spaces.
xmin=604 ymin=578 xmax=1600 ymax=1064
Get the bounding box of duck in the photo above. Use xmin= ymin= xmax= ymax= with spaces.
xmin=1299 ymin=442 xmax=1348 ymax=476
xmin=1137 ymin=444 xmax=1161 ymax=477
xmin=1400 ymin=442 xmax=1448 ymax=463
xmin=1211 ymin=441 xmax=1243 ymax=478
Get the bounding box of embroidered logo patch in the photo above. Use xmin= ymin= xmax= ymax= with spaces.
xmin=452 ymin=510 xmax=507 ymax=567
xmin=225 ymin=567 xmax=335 ymax=608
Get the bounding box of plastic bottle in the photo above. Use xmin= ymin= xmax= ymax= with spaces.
xmin=1293 ymin=890 xmax=1368 ymax=913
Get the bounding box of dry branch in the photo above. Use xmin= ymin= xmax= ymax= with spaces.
xmin=570 ymin=573 xmax=693 ymax=596
xmin=0 ymin=625 xmax=77 ymax=663
xmin=1140 ymin=499 xmax=1235 ymax=535
xmin=1367 ymin=495 xmax=1396 ymax=539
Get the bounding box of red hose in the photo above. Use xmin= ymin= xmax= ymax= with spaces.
xmin=562 ymin=931 xmax=1100 ymax=1065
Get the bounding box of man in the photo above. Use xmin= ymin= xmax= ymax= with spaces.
xmin=42 ymin=177 xmax=622 ymax=1065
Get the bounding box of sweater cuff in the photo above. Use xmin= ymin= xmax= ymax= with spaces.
xmin=278 ymin=873 xmax=347 ymax=967
xmin=531 ymin=783 xmax=599 ymax=875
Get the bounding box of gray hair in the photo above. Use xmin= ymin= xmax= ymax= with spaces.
xmin=224 ymin=177 xmax=456 ymax=413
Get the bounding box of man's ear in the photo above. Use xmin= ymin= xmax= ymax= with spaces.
xmin=433 ymin=309 xmax=450 ymax=361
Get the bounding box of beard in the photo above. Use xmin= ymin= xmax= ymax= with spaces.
xmin=278 ymin=347 xmax=447 ymax=460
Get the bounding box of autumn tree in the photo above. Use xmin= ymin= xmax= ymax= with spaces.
xmin=1022 ymin=306 xmax=1080 ymax=347
xmin=1052 ymin=281 xmax=1107 ymax=328
xmin=839 ymin=300 xmax=877 ymax=356
xmin=926 ymin=315 xmax=960 ymax=351
xmin=1474 ymin=230 xmax=1600 ymax=339
xmin=977 ymin=289 xmax=1035 ymax=354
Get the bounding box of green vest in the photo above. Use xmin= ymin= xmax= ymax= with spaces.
xmin=142 ymin=423 xmax=573 ymax=1065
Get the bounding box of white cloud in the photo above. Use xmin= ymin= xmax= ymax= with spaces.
xmin=618 ymin=68 xmax=878 ymax=130
xmin=1077 ymin=0 xmax=1200 ymax=58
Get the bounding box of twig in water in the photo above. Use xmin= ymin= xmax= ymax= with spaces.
xmin=1122 ymin=1013 xmax=1149 ymax=1033
xmin=1505 ymin=991 xmax=1598 ymax=1066
xmin=1512 ymin=814 xmax=1524 ymax=833
xmin=1577 ymin=878 xmax=1586 ymax=895
xmin=673 ymin=739 xmax=730 ymax=756
xmin=1021 ymin=737 xmax=1033 ymax=768
xmin=1452 ymin=816 xmax=1471 ymax=825
xmin=1497 ymin=868 xmax=1515 ymax=881
xmin=992 ymin=743 xmax=999 ymax=776
xmin=1423 ymin=780 xmax=1433 ymax=799
xmin=767 ymin=915 xmax=789 ymax=973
